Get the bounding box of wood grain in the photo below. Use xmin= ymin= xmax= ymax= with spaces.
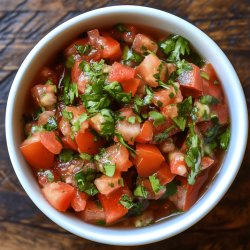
xmin=0 ymin=0 xmax=249 ymax=249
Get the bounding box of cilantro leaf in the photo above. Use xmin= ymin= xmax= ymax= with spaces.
xmin=62 ymin=110 xmax=73 ymax=121
xmin=115 ymin=133 xmax=136 ymax=157
xmin=103 ymin=163 xmax=116 ymax=177
xmin=74 ymin=44 xmax=91 ymax=55
xmin=114 ymin=23 xmax=128 ymax=33
xmin=200 ymin=95 xmax=219 ymax=105
xmin=185 ymin=125 xmax=203 ymax=185
xmin=119 ymin=194 xmax=134 ymax=209
xmin=176 ymin=59 xmax=193 ymax=75
xmin=44 ymin=117 xmax=57 ymax=131
xmin=122 ymin=46 xmax=143 ymax=65
xmin=219 ymin=126 xmax=230 ymax=150
xmin=154 ymin=125 xmax=176 ymax=143
xmin=71 ymin=113 xmax=89 ymax=133
xmin=149 ymin=174 xmax=165 ymax=194
xmin=59 ymin=149 xmax=74 ymax=162
xmin=149 ymin=111 xmax=166 ymax=126
xmin=99 ymin=109 xmax=116 ymax=137
xmin=159 ymin=35 xmax=190 ymax=62
xmin=79 ymin=153 xmax=93 ymax=162
xmin=134 ymin=185 xmax=148 ymax=199
xmin=62 ymin=73 xmax=78 ymax=105
xmin=200 ymin=71 xmax=210 ymax=81
xmin=65 ymin=55 xmax=75 ymax=69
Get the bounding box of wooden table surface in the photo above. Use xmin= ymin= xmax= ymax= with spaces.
xmin=0 ymin=0 xmax=249 ymax=249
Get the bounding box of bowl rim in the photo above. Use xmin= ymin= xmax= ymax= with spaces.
xmin=5 ymin=5 xmax=248 ymax=246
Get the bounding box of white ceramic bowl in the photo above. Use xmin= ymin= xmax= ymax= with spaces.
xmin=5 ymin=5 xmax=248 ymax=246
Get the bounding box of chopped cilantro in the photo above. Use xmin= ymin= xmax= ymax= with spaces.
xmin=31 ymin=125 xmax=45 ymax=134
xmin=71 ymin=113 xmax=89 ymax=133
xmin=219 ymin=126 xmax=230 ymax=150
xmin=176 ymin=59 xmax=193 ymax=75
xmin=154 ymin=125 xmax=176 ymax=143
xmin=214 ymin=80 xmax=219 ymax=85
xmin=44 ymin=170 xmax=54 ymax=182
xmin=149 ymin=111 xmax=166 ymax=126
xmin=200 ymin=95 xmax=219 ymax=105
xmin=115 ymin=133 xmax=136 ymax=157
xmin=74 ymin=44 xmax=91 ymax=55
xmin=79 ymin=153 xmax=93 ymax=162
xmin=185 ymin=125 xmax=203 ymax=185
xmin=104 ymin=163 xmax=116 ymax=177
xmin=96 ymin=220 xmax=106 ymax=226
xmin=134 ymin=185 xmax=148 ymax=199
xmin=44 ymin=117 xmax=57 ymax=131
xmin=200 ymin=71 xmax=210 ymax=81
xmin=115 ymin=23 xmax=128 ymax=33
xmin=119 ymin=194 xmax=134 ymax=209
xmin=149 ymin=174 xmax=164 ymax=194
xmin=62 ymin=73 xmax=78 ymax=105
xmin=99 ymin=109 xmax=116 ymax=137
xmin=122 ymin=46 xmax=143 ymax=65
xmin=65 ymin=55 xmax=75 ymax=69
xmin=159 ymin=35 xmax=190 ymax=62
xmin=33 ymin=107 xmax=44 ymax=120
xmin=59 ymin=149 xmax=74 ymax=162
xmin=160 ymin=180 xmax=178 ymax=199
xmin=128 ymin=116 xmax=136 ymax=124
xmin=62 ymin=110 xmax=73 ymax=121
xmin=169 ymin=92 xmax=175 ymax=99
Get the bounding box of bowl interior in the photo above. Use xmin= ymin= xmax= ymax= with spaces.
xmin=6 ymin=6 xmax=248 ymax=246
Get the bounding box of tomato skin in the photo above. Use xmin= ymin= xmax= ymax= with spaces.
xmin=156 ymin=162 xmax=176 ymax=185
xmin=135 ymin=144 xmax=165 ymax=177
xmin=120 ymin=78 xmax=140 ymax=96
xmin=42 ymin=182 xmax=75 ymax=212
xmin=75 ymin=129 xmax=104 ymax=155
xmin=71 ymin=190 xmax=89 ymax=212
xmin=201 ymin=156 xmax=214 ymax=170
xmin=79 ymin=200 xmax=106 ymax=224
xmin=169 ymin=170 xmax=209 ymax=211
xmin=136 ymin=54 xmax=167 ymax=87
xmin=20 ymin=133 xmax=54 ymax=170
xmin=132 ymin=33 xmax=158 ymax=54
xmin=40 ymin=131 xmax=63 ymax=154
xmin=108 ymin=62 xmax=135 ymax=82
xmin=178 ymin=63 xmax=203 ymax=97
xmin=98 ymin=187 xmax=131 ymax=224
xmin=61 ymin=136 xmax=78 ymax=151
xmin=135 ymin=121 xmax=154 ymax=143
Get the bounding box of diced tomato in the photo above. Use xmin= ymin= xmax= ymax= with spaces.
xmin=169 ymin=151 xmax=187 ymax=177
xmin=169 ymin=170 xmax=209 ymax=211
xmin=89 ymin=113 xmax=105 ymax=134
xmin=61 ymin=136 xmax=78 ymax=151
xmin=201 ymin=156 xmax=214 ymax=170
xmin=64 ymin=38 xmax=88 ymax=57
xmin=115 ymin=108 xmax=140 ymax=145
xmin=132 ymin=33 xmax=158 ymax=54
xmin=75 ymin=129 xmax=104 ymax=155
xmin=136 ymin=54 xmax=167 ymax=87
xmin=135 ymin=144 xmax=165 ymax=177
xmin=37 ymin=169 xmax=60 ymax=187
xmin=162 ymin=104 xmax=178 ymax=119
xmin=71 ymin=60 xmax=89 ymax=94
xmin=152 ymin=87 xmax=179 ymax=107
xmin=98 ymin=187 xmax=131 ymax=224
xmin=211 ymin=103 xmax=229 ymax=125
xmin=79 ymin=200 xmax=106 ymax=224
xmin=37 ymin=111 xmax=55 ymax=126
xmin=94 ymin=173 xmax=123 ymax=195
xmin=40 ymin=131 xmax=63 ymax=154
xmin=31 ymin=84 xmax=57 ymax=109
xmin=42 ymin=182 xmax=75 ymax=212
xmin=20 ymin=133 xmax=54 ymax=170
xmin=71 ymin=190 xmax=89 ymax=212
xmin=178 ymin=63 xmax=203 ymax=97
xmin=97 ymin=143 xmax=132 ymax=172
xmin=135 ymin=121 xmax=154 ymax=143
xmin=156 ymin=162 xmax=176 ymax=185
xmin=120 ymin=78 xmax=140 ymax=96
xmin=108 ymin=62 xmax=135 ymax=82
xmin=111 ymin=25 xmax=137 ymax=44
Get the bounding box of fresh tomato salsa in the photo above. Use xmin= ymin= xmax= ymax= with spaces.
xmin=20 ymin=23 xmax=230 ymax=227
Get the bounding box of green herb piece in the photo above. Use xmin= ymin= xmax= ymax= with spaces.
xmin=169 ymin=92 xmax=175 ymax=99
xmin=200 ymin=71 xmax=210 ymax=81
xmin=172 ymin=96 xmax=193 ymax=131
xmin=59 ymin=149 xmax=74 ymax=162
xmin=44 ymin=117 xmax=57 ymax=131
xmin=96 ymin=220 xmax=106 ymax=226
xmin=200 ymin=95 xmax=219 ymax=105
xmin=115 ymin=23 xmax=128 ymax=33
xmin=115 ymin=133 xmax=136 ymax=157
xmin=134 ymin=185 xmax=148 ymax=199
xmin=149 ymin=111 xmax=166 ymax=126
xmin=214 ymin=80 xmax=219 ymax=85
xmin=74 ymin=169 xmax=98 ymax=196
xmin=176 ymin=59 xmax=193 ymax=75
xmin=33 ymin=107 xmax=45 ymax=120
xmin=154 ymin=125 xmax=176 ymax=143
xmin=74 ymin=44 xmax=91 ymax=55
xmin=122 ymin=46 xmax=143 ymax=64
xmin=164 ymin=180 xmax=178 ymax=197
xmin=99 ymin=109 xmax=116 ymax=137
xmin=62 ymin=73 xmax=78 ymax=105
xmin=185 ymin=125 xmax=203 ymax=185
xmin=44 ymin=170 xmax=54 ymax=182
xmin=149 ymin=174 xmax=164 ymax=194
xmin=62 ymin=110 xmax=73 ymax=121
xmin=219 ymin=126 xmax=230 ymax=150
xmin=189 ymin=51 xmax=206 ymax=68
xmin=31 ymin=125 xmax=45 ymax=134
xmin=159 ymin=35 xmax=190 ymax=62
xmin=128 ymin=116 xmax=136 ymax=124
xmin=71 ymin=113 xmax=89 ymax=133
xmin=119 ymin=194 xmax=134 ymax=209
xmin=79 ymin=153 xmax=93 ymax=162
xmin=104 ymin=81 xmax=132 ymax=104
xmin=65 ymin=55 xmax=75 ymax=69
xmin=104 ymin=163 xmax=116 ymax=177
